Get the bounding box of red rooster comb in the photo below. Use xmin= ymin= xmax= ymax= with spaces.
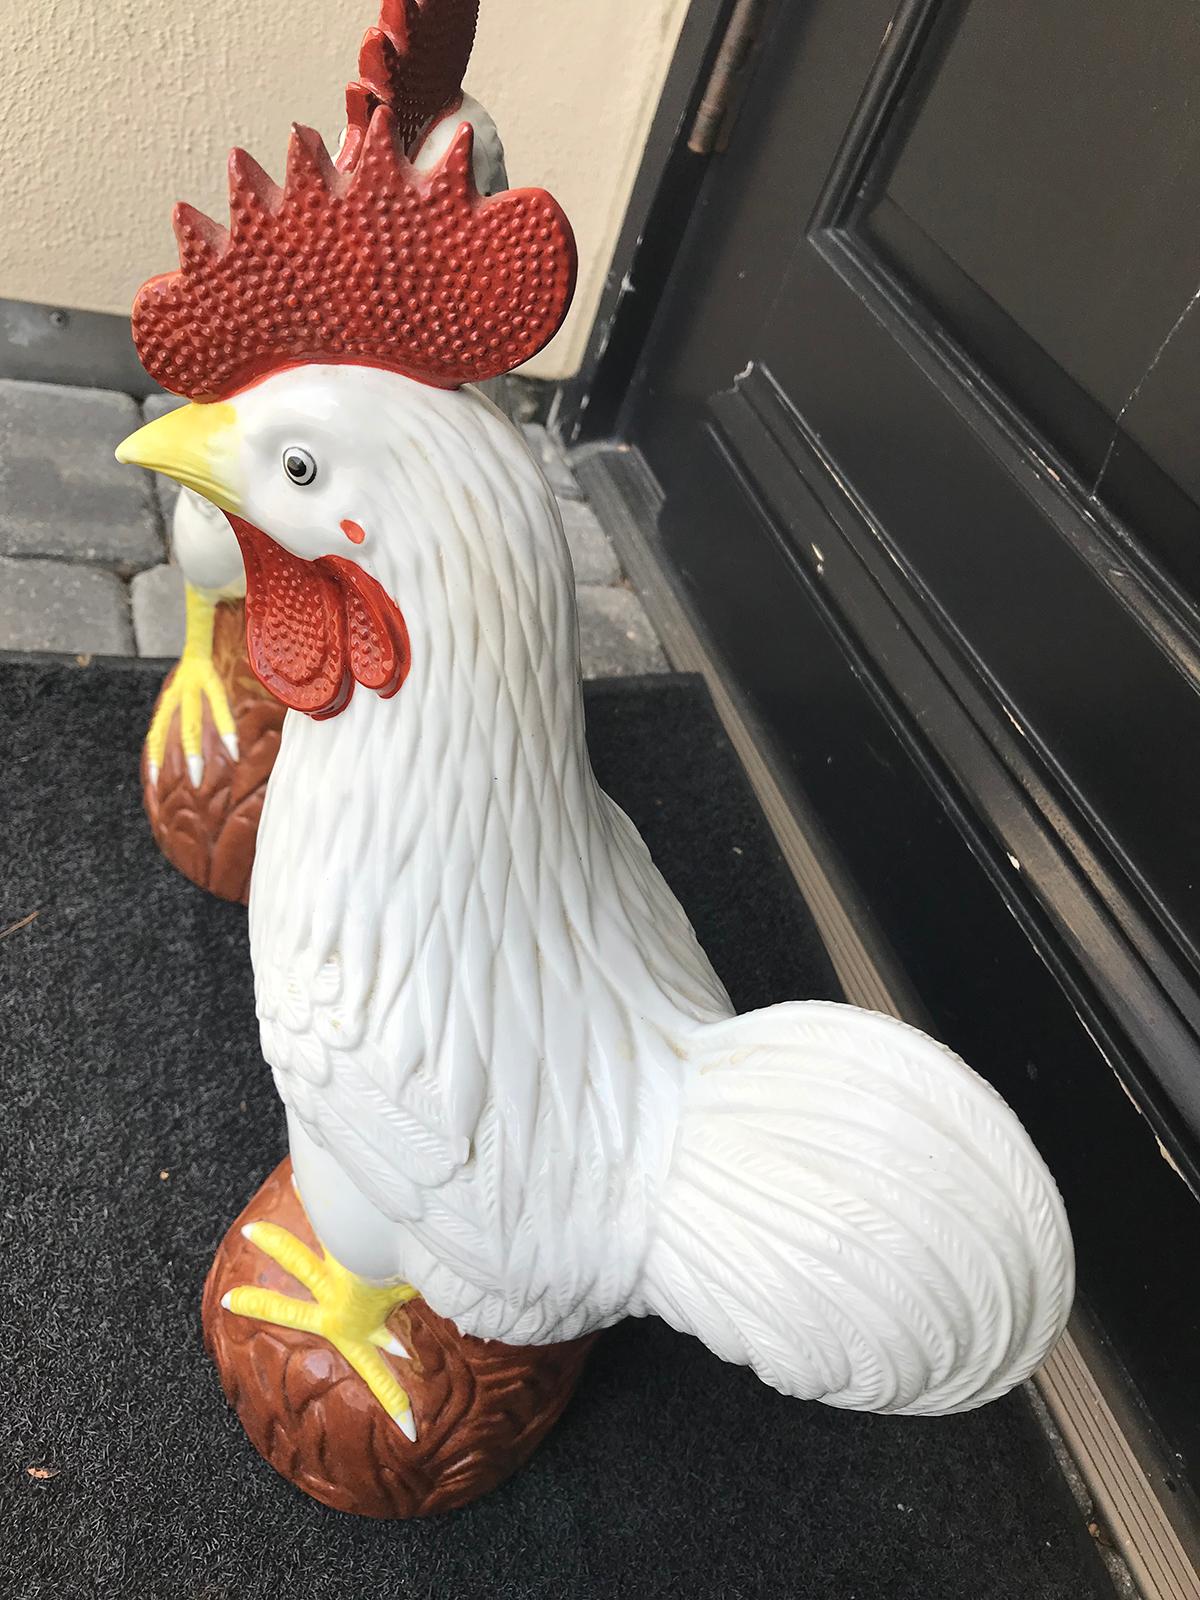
xmin=131 ymin=1 xmax=576 ymax=400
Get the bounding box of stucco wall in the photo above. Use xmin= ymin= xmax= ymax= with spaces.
xmin=1 ymin=0 xmax=690 ymax=378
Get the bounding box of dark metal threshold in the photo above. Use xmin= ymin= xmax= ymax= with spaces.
xmin=573 ymin=439 xmax=1200 ymax=1600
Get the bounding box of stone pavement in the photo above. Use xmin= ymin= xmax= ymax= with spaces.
xmin=0 ymin=379 xmax=667 ymax=677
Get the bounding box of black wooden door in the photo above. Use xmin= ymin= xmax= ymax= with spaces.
xmin=621 ymin=0 xmax=1200 ymax=1495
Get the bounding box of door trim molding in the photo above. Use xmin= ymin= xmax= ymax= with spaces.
xmin=549 ymin=0 xmax=741 ymax=446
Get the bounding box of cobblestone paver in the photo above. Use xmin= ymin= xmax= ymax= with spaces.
xmin=0 ymin=378 xmax=667 ymax=677
xmin=141 ymin=394 xmax=184 ymax=422
xmin=577 ymin=585 xmax=668 ymax=676
xmin=523 ymin=421 xmax=584 ymax=500
xmin=0 ymin=555 xmax=133 ymax=655
xmin=130 ymin=562 xmax=185 ymax=657
xmin=559 ymin=498 xmax=622 ymax=586
xmin=0 ymin=380 xmax=163 ymax=571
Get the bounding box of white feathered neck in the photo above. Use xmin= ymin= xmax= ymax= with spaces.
xmin=249 ymin=379 xmax=731 ymax=1287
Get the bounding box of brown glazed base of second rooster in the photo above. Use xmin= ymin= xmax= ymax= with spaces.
xmin=202 ymin=1160 xmax=599 ymax=1518
xmin=143 ymin=599 xmax=283 ymax=904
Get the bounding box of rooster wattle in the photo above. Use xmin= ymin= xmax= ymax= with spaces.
xmin=115 ymin=0 xmax=1073 ymax=1453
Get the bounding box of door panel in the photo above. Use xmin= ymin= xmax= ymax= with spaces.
xmin=623 ymin=0 xmax=1200 ymax=1489
xmin=850 ymin=0 xmax=1200 ymax=603
xmin=874 ymin=0 xmax=1200 ymax=426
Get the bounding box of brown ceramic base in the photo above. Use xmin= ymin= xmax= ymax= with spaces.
xmin=201 ymin=1160 xmax=598 ymax=1517
xmin=143 ymin=599 xmax=284 ymax=904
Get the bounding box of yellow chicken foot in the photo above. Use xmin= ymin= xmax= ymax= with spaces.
xmin=222 ymin=1220 xmax=421 ymax=1438
xmin=146 ymin=583 xmax=238 ymax=787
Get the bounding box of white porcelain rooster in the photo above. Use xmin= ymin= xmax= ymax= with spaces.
xmin=116 ymin=0 xmax=1072 ymax=1444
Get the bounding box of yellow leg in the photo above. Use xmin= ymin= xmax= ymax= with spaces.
xmin=223 ymin=1221 xmax=421 ymax=1438
xmin=146 ymin=583 xmax=239 ymax=787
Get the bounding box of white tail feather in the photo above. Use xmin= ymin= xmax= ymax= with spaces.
xmin=641 ymin=1002 xmax=1073 ymax=1415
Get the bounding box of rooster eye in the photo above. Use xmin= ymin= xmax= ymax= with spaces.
xmin=282 ymin=446 xmax=318 ymax=486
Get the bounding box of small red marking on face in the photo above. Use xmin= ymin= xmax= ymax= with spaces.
xmin=340 ymin=518 xmax=366 ymax=545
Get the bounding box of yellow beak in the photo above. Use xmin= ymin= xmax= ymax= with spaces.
xmin=115 ymin=400 xmax=242 ymax=513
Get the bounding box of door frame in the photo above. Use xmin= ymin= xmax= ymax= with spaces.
xmin=550 ymin=0 xmax=741 ymax=445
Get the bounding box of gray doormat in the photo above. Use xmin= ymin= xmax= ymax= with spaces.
xmin=0 ymin=656 xmax=1110 ymax=1599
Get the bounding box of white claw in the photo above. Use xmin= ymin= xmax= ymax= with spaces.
xmin=394 ymin=1409 xmax=418 ymax=1442
xmin=221 ymin=730 xmax=240 ymax=762
xmin=147 ymin=761 xmax=160 ymax=787
xmin=220 ymin=1291 xmax=234 ymax=1311
xmin=186 ymin=752 xmax=205 ymax=787
xmin=240 ymin=1222 xmax=259 ymax=1243
xmin=385 ymin=1334 xmax=410 ymax=1359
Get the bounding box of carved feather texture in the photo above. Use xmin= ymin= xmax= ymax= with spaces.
xmin=250 ymin=371 xmax=728 ymax=1343
xmin=239 ymin=367 xmax=1072 ymax=1403
xmin=642 ymin=1003 xmax=1074 ymax=1413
